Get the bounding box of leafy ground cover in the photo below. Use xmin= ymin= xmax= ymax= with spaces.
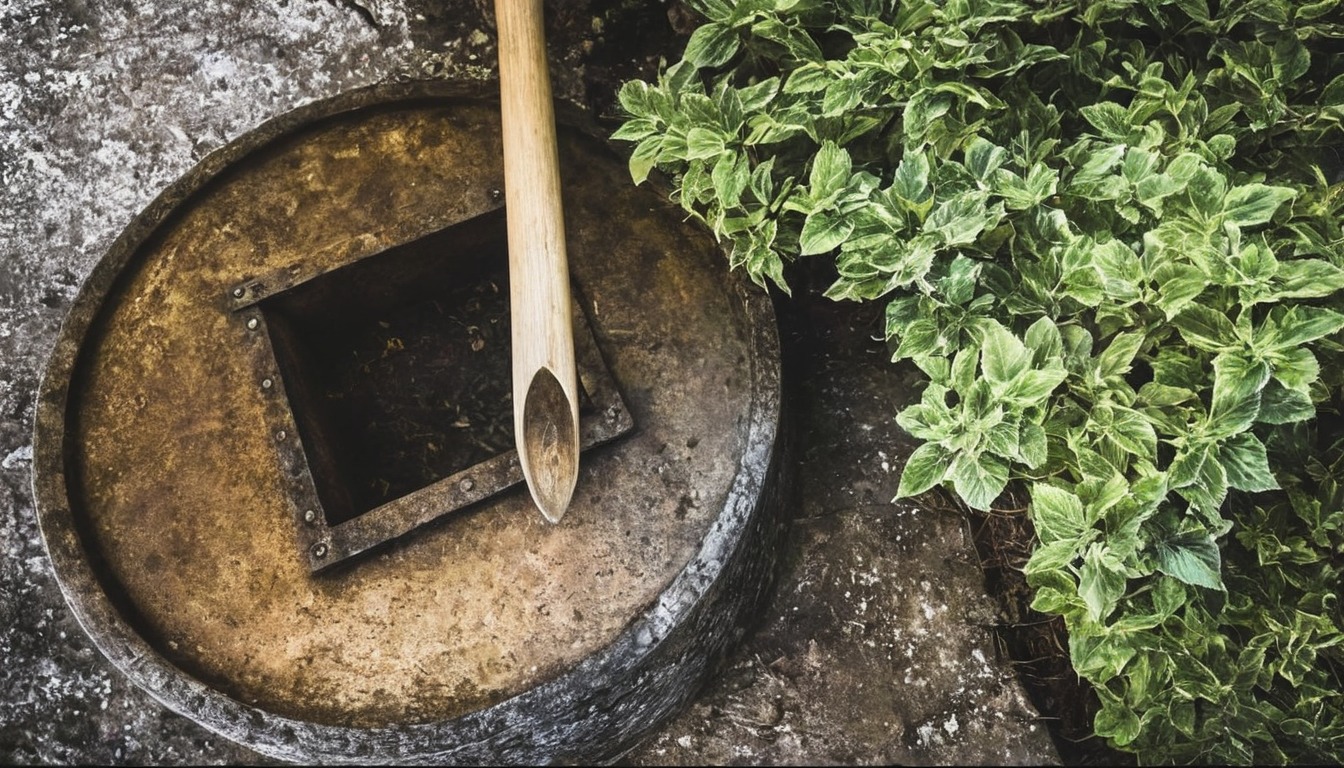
xmin=613 ymin=0 xmax=1344 ymax=762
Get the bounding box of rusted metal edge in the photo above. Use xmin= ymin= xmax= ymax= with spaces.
xmin=31 ymin=81 xmax=785 ymax=765
xmin=235 ymin=307 xmax=332 ymax=567
xmin=222 ymin=199 xmax=496 ymax=310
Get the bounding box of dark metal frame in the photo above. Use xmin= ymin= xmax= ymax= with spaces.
xmin=226 ymin=224 xmax=634 ymax=571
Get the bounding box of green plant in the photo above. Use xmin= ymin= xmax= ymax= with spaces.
xmin=614 ymin=0 xmax=1344 ymax=762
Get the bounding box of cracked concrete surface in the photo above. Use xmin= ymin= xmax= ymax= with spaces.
xmin=0 ymin=1 xmax=1058 ymax=764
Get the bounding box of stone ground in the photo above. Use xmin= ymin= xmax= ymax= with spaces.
xmin=0 ymin=1 xmax=1059 ymax=764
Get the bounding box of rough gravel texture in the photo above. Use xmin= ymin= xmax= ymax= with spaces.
xmin=1 ymin=1 xmax=1059 ymax=764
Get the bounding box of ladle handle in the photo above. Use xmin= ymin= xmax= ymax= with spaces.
xmin=496 ymin=0 xmax=580 ymax=522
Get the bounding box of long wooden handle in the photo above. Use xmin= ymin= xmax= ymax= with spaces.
xmin=497 ymin=0 xmax=580 ymax=523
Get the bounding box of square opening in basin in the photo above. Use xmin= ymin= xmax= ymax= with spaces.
xmin=252 ymin=208 xmax=610 ymax=526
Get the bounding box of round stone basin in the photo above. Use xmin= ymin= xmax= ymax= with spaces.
xmin=33 ymin=82 xmax=786 ymax=764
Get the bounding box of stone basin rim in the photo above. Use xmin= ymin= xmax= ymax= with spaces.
xmin=30 ymin=80 xmax=785 ymax=765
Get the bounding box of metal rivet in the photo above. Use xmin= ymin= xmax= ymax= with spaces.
xmin=261 ymin=378 xmax=273 ymax=390
xmin=460 ymin=478 xmax=474 ymax=492
xmin=232 ymin=286 xmax=245 ymax=298
xmin=489 ymin=188 xmax=503 ymax=202
xmin=303 ymin=509 xmax=317 ymax=524
xmin=275 ymin=430 xmax=287 ymax=441
xmin=246 ymin=317 xmax=259 ymax=330
xmin=312 ymin=542 xmax=328 ymax=559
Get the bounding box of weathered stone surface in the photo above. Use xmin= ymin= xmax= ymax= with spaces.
xmin=623 ymin=295 xmax=1056 ymax=766
xmin=1 ymin=1 xmax=1060 ymax=764
xmin=31 ymin=82 xmax=786 ymax=763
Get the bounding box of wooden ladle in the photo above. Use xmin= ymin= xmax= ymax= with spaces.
xmin=495 ymin=0 xmax=580 ymax=522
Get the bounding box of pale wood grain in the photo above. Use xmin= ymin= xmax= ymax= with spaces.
xmin=496 ymin=0 xmax=580 ymax=522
